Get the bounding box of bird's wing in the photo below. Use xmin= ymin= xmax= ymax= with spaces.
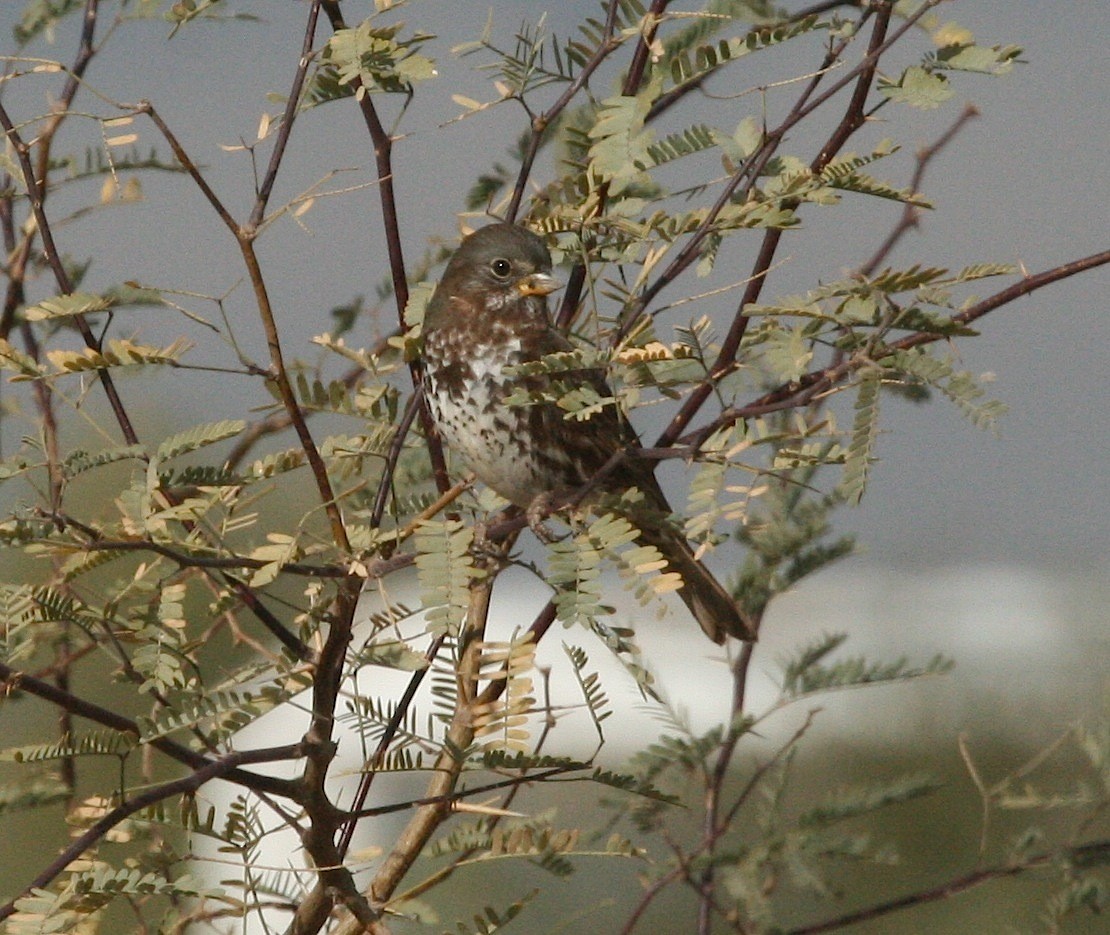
xmin=530 ymin=327 xmax=670 ymax=510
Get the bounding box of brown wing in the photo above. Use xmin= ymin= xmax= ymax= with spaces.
xmin=528 ymin=329 xmax=752 ymax=643
xmin=525 ymin=327 xmax=670 ymax=512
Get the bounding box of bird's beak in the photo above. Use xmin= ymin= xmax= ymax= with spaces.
xmin=517 ymin=272 xmax=562 ymax=297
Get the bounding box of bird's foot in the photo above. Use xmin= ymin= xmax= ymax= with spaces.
xmin=525 ymin=491 xmax=569 ymax=544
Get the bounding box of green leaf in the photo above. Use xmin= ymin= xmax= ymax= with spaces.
xmin=798 ymin=773 xmax=942 ymax=827
xmin=0 ymin=772 xmax=72 ymax=815
xmin=413 ymin=519 xmax=485 ymax=633
xmin=666 ymin=15 xmax=822 ymax=88
xmin=780 ymin=632 xmax=954 ymax=697
xmin=61 ymin=444 xmax=146 ymax=479
xmin=134 ymin=688 xmax=290 ymax=743
xmin=155 ymin=420 xmax=245 ymax=461
xmin=837 ymin=372 xmax=881 ymax=505
xmin=878 ymin=66 xmax=954 ymax=109
xmin=1 ymin=730 xmax=136 ymax=763
xmin=932 ymin=42 xmax=1022 ymax=75
xmin=14 ymin=0 xmax=84 ymax=45
xmin=763 ymin=324 xmax=813 ymax=382
xmin=444 ymin=889 xmax=541 ymax=935
xmin=587 ymin=76 xmax=661 ymax=195
xmin=325 ymin=20 xmax=436 ymax=95
xmin=645 ymin=123 xmax=717 ymax=167
xmin=709 ymin=115 xmax=762 ymax=171
xmin=883 ymin=349 xmax=1007 ymax=431
xmin=352 ymin=639 xmax=430 ymax=672
xmin=564 ymin=643 xmax=611 ymax=743
xmin=548 ymin=523 xmax=607 ymax=624
xmin=24 ymin=292 xmax=111 ymax=321
xmin=46 ymin=338 xmax=190 ymax=373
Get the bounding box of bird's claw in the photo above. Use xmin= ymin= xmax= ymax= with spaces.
xmin=526 ymin=491 xmax=569 ymax=544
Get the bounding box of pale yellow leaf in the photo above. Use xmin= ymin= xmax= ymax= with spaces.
xmin=120 ymin=178 xmax=143 ymax=201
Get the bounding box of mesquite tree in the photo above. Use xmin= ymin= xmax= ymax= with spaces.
xmin=0 ymin=2 xmax=1106 ymax=934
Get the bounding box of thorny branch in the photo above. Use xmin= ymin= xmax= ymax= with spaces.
xmin=0 ymin=660 xmax=296 ymax=799
xmin=0 ymin=744 xmax=304 ymax=925
xmin=652 ymin=0 xmax=946 ymax=446
xmin=556 ymin=0 xmax=673 ymax=329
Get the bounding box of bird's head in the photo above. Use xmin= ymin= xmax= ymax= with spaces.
xmin=425 ymin=223 xmax=561 ymax=330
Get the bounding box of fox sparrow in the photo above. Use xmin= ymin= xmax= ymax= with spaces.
xmin=421 ymin=222 xmax=752 ymax=644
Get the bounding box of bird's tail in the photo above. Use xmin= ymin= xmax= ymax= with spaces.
xmin=636 ymin=520 xmax=755 ymax=645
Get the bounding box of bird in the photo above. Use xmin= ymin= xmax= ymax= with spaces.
xmin=420 ymin=222 xmax=753 ymax=644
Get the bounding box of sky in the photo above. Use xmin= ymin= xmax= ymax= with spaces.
xmin=1 ymin=1 xmax=1104 ymax=577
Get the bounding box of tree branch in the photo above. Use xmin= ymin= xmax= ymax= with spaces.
xmin=787 ymin=840 xmax=1110 ymax=934
xmin=0 ymin=659 xmax=296 ymax=798
xmin=0 ymin=743 xmax=304 ymax=926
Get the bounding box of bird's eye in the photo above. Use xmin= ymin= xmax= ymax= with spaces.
xmin=490 ymin=258 xmax=512 ymax=279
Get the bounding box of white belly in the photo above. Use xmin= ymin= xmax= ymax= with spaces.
xmin=426 ymin=334 xmax=549 ymax=507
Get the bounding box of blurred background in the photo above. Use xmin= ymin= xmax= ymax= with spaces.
xmin=1 ymin=2 xmax=1106 ymax=931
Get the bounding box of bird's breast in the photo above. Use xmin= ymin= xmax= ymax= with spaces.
xmin=423 ymin=326 xmax=551 ymax=506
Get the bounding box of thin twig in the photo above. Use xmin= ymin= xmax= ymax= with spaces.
xmin=555 ymin=0 xmax=671 ymax=329
xmin=785 ymin=841 xmax=1110 ymax=934
xmin=654 ymin=0 xmax=910 ymax=446
xmin=321 ymin=1 xmax=452 ymax=505
xmin=0 ymin=659 xmax=296 ymax=797
xmin=697 ymin=640 xmax=756 ymax=933
xmin=682 ymin=248 xmax=1110 ymax=449
xmin=859 ymin=103 xmax=980 ymax=278
xmin=335 ymin=632 xmax=446 ymax=858
xmin=249 ymin=0 xmax=323 ymax=228
xmin=506 ymin=0 xmax=627 ymax=222
xmin=0 ymin=98 xmax=139 ymax=445
xmin=0 ymin=743 xmax=305 ymax=925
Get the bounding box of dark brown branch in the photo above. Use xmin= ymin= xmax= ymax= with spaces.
xmin=786 ymin=840 xmax=1110 ymax=935
xmin=43 ymin=532 xmax=349 ymax=577
xmin=344 ymin=763 xmax=585 ymax=821
xmin=0 ymin=98 xmax=139 ymax=446
xmin=249 ymin=0 xmax=323 ymax=228
xmin=369 ymin=388 xmax=421 ymax=528
xmin=95 ymin=106 xmax=315 ymax=658
xmin=505 ymin=0 xmax=626 ymax=222
xmin=646 ymin=2 xmax=867 ymax=124
xmin=0 ymin=743 xmax=304 ymax=925
xmin=335 ymin=632 xmax=447 ymax=859
xmin=697 ymin=640 xmax=756 ymax=933
xmin=858 ymin=103 xmax=980 ymax=278
xmin=631 ymin=1 xmax=916 ymax=330
xmin=555 ymin=0 xmax=672 ymax=329
xmin=0 ymin=659 xmax=296 ymax=798
xmin=653 ymin=0 xmax=942 ymax=447
xmin=224 ymin=328 xmax=398 ymax=472
xmin=681 ymin=248 xmax=1110 ymax=449
xmin=321 ymin=2 xmax=452 ymax=510
xmin=140 ymin=102 xmax=239 ymax=234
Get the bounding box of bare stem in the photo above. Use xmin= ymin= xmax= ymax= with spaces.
xmin=786 ymin=840 xmax=1110 ymax=934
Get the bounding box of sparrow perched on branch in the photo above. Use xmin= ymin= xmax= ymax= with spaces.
xmin=420 ymin=222 xmax=752 ymax=644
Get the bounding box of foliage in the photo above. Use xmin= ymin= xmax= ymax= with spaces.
xmin=0 ymin=2 xmax=1104 ymax=934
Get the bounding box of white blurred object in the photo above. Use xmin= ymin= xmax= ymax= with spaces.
xmin=190 ymin=562 xmax=1104 ymax=931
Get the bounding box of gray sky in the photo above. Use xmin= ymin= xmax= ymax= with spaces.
xmin=1 ymin=0 xmax=1107 ymax=575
